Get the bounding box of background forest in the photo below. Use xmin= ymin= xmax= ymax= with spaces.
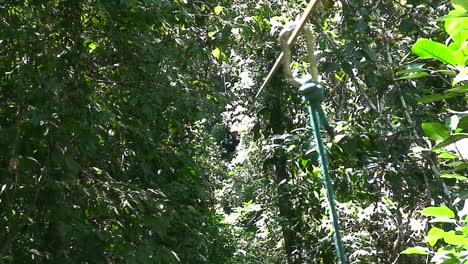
xmin=0 ymin=0 xmax=467 ymax=263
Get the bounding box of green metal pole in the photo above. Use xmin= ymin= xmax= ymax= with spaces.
xmin=301 ymin=82 xmax=348 ymax=264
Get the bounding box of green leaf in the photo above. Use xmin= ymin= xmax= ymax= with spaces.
xmin=420 ymin=205 xmax=456 ymax=218
xmin=434 ymin=133 xmax=468 ymax=148
xmin=436 ymin=69 xmax=458 ymax=76
xmin=211 ymin=47 xmax=228 ymax=61
xmin=214 ymin=5 xmax=223 ymax=15
xmin=212 ymin=47 xmax=221 ymax=60
xmin=439 ymin=151 xmax=459 ymax=159
xmin=445 ymin=9 xmax=468 ymax=45
xmin=459 ymin=116 xmax=468 ymax=130
xmin=88 ymin=42 xmax=97 ymax=53
xmin=418 ymin=93 xmax=460 ymax=103
xmin=441 ymin=173 xmax=468 ymax=181
xmin=452 ymin=0 xmax=468 ymax=12
xmin=444 ymin=231 xmax=468 ymax=245
xmin=446 ymin=85 xmax=468 ymax=93
xmin=438 ymin=13 xmax=468 ymax=21
xmin=421 ymin=122 xmax=450 ymax=141
xmin=426 ymin=227 xmax=446 ymax=246
xmin=412 ymin=38 xmax=465 ymax=66
xmin=396 ymin=72 xmax=430 ymax=80
xmin=401 ymin=247 xmax=429 ymax=255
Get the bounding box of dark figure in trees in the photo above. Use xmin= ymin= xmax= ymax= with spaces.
xmin=222 ymin=129 xmax=240 ymax=154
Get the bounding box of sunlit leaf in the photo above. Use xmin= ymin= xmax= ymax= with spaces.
xmin=401 ymin=247 xmax=429 ymax=255
xmin=214 ymin=5 xmax=223 ymax=15
xmin=444 ymin=9 xmax=468 ymax=45
xmin=444 ymin=231 xmax=468 ymax=245
xmin=441 ymin=173 xmax=468 ymax=181
xmin=420 ymin=206 xmax=455 ymax=218
xmin=212 ymin=47 xmax=221 ymax=60
xmin=439 ymin=151 xmax=459 ymax=159
xmin=426 ymin=227 xmax=445 ymax=246
xmin=212 ymin=47 xmax=228 ymax=61
xmin=421 ymin=122 xmax=450 ymax=141
xmin=88 ymin=42 xmax=97 ymax=53
xmin=451 ymin=0 xmax=468 ymax=12
xmin=412 ymin=38 xmax=465 ymax=66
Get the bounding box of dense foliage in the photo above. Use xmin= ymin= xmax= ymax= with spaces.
xmin=0 ymin=0 xmax=466 ymax=263
xmin=0 ymin=1 xmax=232 ymax=263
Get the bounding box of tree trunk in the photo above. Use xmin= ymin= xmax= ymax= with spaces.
xmin=268 ymin=75 xmax=303 ymax=264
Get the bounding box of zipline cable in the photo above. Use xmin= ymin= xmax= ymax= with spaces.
xmin=254 ymin=0 xmax=321 ymax=99
xmin=279 ymin=23 xmax=348 ymax=264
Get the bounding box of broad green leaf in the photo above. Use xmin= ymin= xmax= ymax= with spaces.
xmin=441 ymin=173 xmax=468 ymax=181
xmin=401 ymin=247 xmax=429 ymax=255
xmin=421 ymin=122 xmax=450 ymax=141
xmin=420 ymin=205 xmax=455 ymax=218
xmin=444 ymin=231 xmax=468 ymax=245
xmin=445 ymin=9 xmax=468 ymax=45
xmin=412 ymin=38 xmax=465 ymax=66
xmin=452 ymin=0 xmax=468 ymax=12
xmin=426 ymin=227 xmax=446 ymax=246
